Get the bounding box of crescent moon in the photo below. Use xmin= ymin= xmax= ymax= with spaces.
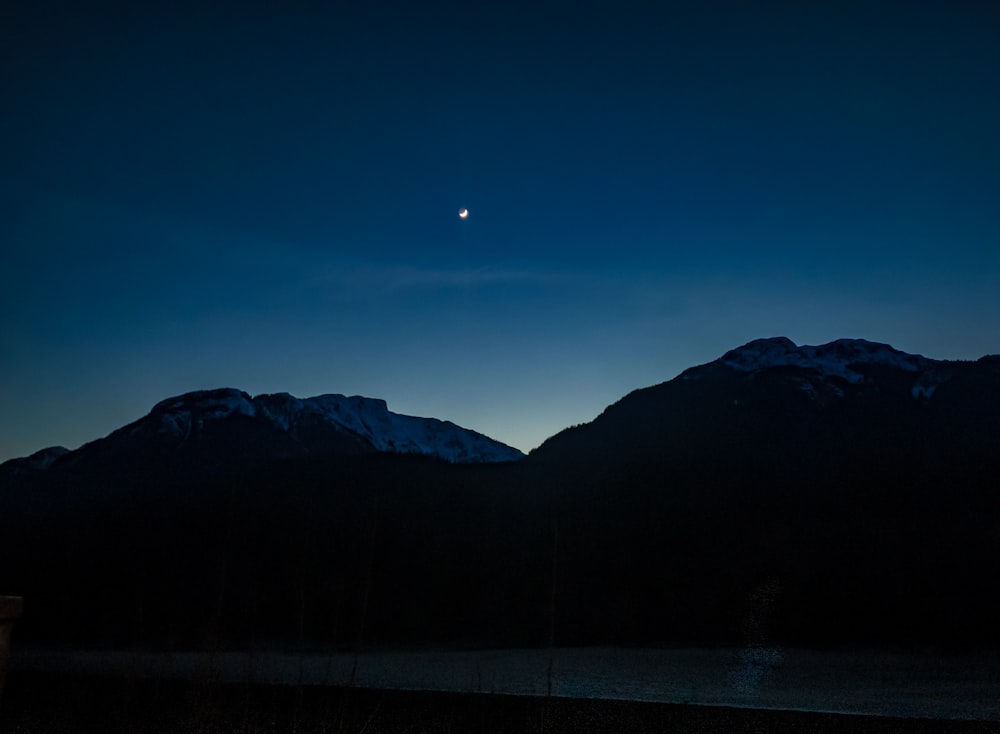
xmin=458 ymin=208 xmax=469 ymax=219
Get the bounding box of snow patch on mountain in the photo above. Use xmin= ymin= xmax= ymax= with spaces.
xmin=0 ymin=446 xmax=70 ymax=476
xmin=149 ymin=388 xmax=256 ymax=442
xmin=149 ymin=388 xmax=523 ymax=463
xmin=155 ymin=389 xmax=257 ymax=421
xmin=710 ymin=337 xmax=939 ymax=386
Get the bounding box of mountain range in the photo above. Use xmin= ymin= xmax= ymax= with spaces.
xmin=0 ymin=387 xmax=522 ymax=483
xmin=2 ymin=337 xmax=999 ymax=652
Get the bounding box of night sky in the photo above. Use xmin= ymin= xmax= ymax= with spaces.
xmin=3 ymin=1 xmax=999 ymax=462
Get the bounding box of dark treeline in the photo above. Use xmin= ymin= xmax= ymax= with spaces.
xmin=3 ymin=356 xmax=1000 ymax=653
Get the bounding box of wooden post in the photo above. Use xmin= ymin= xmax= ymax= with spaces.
xmin=0 ymin=596 xmax=24 ymax=704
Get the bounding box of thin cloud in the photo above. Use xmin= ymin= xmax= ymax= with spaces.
xmin=313 ymin=264 xmax=574 ymax=292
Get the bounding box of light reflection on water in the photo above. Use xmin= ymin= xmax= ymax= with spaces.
xmin=11 ymin=647 xmax=1000 ymax=721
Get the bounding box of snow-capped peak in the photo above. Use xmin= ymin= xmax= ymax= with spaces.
xmin=716 ymin=337 xmax=935 ymax=384
xmin=300 ymin=393 xmax=520 ymax=463
xmin=148 ymin=388 xmax=523 ymax=463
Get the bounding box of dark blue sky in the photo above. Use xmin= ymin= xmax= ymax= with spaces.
xmin=3 ymin=1 xmax=999 ymax=460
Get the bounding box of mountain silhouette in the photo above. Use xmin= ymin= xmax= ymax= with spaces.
xmin=2 ymin=338 xmax=998 ymax=652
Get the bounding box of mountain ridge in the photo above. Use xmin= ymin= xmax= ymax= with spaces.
xmin=5 ymin=337 xmax=996 ymax=471
xmin=0 ymin=387 xmax=524 ymax=479
xmin=529 ymin=336 xmax=998 ymax=462
xmin=2 ymin=335 xmax=1000 ymax=651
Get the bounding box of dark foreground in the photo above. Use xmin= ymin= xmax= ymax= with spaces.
xmin=2 ymin=673 xmax=999 ymax=734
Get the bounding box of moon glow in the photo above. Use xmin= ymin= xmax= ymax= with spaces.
xmin=458 ymin=208 xmax=469 ymax=219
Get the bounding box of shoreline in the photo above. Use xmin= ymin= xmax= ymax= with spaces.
xmin=4 ymin=670 xmax=999 ymax=734
xmin=8 ymin=646 xmax=1000 ymax=722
